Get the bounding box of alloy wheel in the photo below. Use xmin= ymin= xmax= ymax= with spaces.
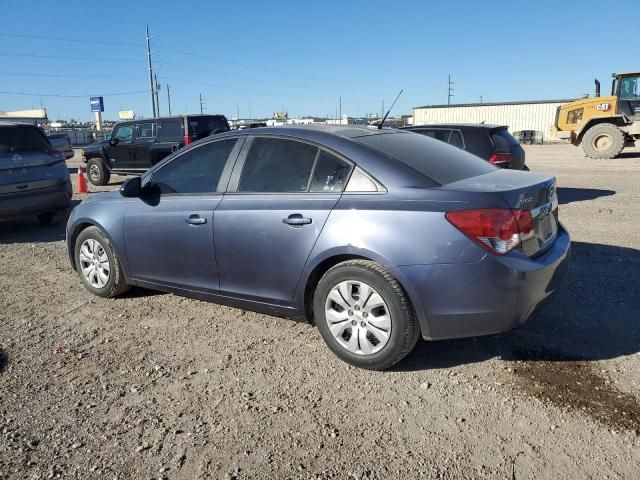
xmin=89 ymin=164 xmax=101 ymax=183
xmin=324 ymin=280 xmax=391 ymax=355
xmin=79 ymin=239 xmax=110 ymax=288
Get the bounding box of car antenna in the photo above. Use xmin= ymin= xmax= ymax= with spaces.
xmin=378 ymin=89 xmax=404 ymax=129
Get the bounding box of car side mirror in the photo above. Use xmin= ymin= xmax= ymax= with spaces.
xmin=120 ymin=176 xmax=142 ymax=197
xmin=109 ymin=137 xmax=119 ymax=146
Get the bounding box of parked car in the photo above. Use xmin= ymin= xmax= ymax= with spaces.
xmin=66 ymin=126 xmax=570 ymax=370
xmin=1 ymin=123 xmax=72 ymax=224
xmin=400 ymin=124 xmax=527 ymax=170
xmin=47 ymin=133 xmax=75 ymax=160
xmin=81 ymin=114 xmax=230 ymax=186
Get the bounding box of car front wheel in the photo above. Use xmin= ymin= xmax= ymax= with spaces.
xmin=75 ymin=226 xmax=129 ymax=297
xmin=86 ymin=158 xmax=110 ymax=186
xmin=313 ymin=260 xmax=420 ymax=370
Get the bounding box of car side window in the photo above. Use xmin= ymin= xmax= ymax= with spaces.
xmin=310 ymin=151 xmax=352 ymax=192
xmin=137 ymin=122 xmax=154 ymax=138
xmin=448 ymin=130 xmax=464 ymax=149
xmin=112 ymin=125 xmax=133 ymax=141
xmin=150 ymin=139 xmax=237 ymax=194
xmin=157 ymin=119 xmax=184 ymax=141
xmin=417 ymin=129 xmax=451 ymax=143
xmin=238 ymin=138 xmax=318 ymax=192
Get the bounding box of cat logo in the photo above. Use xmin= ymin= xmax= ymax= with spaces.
xmin=595 ymin=103 xmax=611 ymax=111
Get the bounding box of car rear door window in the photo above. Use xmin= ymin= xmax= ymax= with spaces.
xmin=309 ymin=151 xmax=352 ymax=192
xmin=188 ymin=116 xmax=230 ymax=140
xmin=157 ymin=119 xmax=184 ymax=141
xmin=151 ymin=139 xmax=237 ymax=194
xmin=137 ymin=122 xmax=154 ymax=138
xmin=238 ymin=138 xmax=318 ymax=192
xmin=448 ymin=130 xmax=464 ymax=149
xmin=415 ymin=128 xmax=451 ymax=143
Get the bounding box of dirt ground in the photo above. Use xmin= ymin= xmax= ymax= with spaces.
xmin=1 ymin=144 xmax=639 ymax=479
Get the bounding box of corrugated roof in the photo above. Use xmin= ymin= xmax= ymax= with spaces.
xmin=414 ymin=99 xmax=576 ymax=109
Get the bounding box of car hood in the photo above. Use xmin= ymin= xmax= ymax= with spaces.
xmin=84 ymin=141 xmax=107 ymax=151
xmin=80 ymin=190 xmax=123 ymax=204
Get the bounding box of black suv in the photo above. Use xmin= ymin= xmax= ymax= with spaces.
xmin=82 ymin=114 xmax=230 ymax=185
xmin=400 ymin=124 xmax=527 ymax=170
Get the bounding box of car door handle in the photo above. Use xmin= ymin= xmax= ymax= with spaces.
xmin=186 ymin=214 xmax=207 ymax=225
xmin=283 ymin=214 xmax=312 ymax=226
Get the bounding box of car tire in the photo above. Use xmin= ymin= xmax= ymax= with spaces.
xmin=87 ymin=158 xmax=110 ymax=186
xmin=75 ymin=226 xmax=129 ymax=298
xmin=581 ymin=123 xmax=625 ymax=159
xmin=313 ymin=260 xmax=420 ymax=370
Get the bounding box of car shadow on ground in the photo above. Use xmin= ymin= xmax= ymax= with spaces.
xmin=557 ymin=187 xmax=615 ymax=205
xmin=0 ymin=200 xmax=80 ymax=244
xmin=617 ymin=150 xmax=640 ymax=159
xmin=0 ymin=349 xmax=7 ymax=374
xmin=396 ymin=241 xmax=640 ymax=371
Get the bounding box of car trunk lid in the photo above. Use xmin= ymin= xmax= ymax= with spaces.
xmin=442 ymin=169 xmax=558 ymax=256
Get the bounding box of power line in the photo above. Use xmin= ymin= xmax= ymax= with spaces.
xmin=0 ymin=32 xmax=139 ymax=47
xmin=0 ymin=52 xmax=144 ymax=63
xmin=0 ymin=72 xmax=145 ymax=79
xmin=0 ymin=89 xmax=150 ymax=98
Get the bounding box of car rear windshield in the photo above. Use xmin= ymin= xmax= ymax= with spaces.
xmin=0 ymin=126 xmax=51 ymax=154
xmin=188 ymin=116 xmax=229 ymax=140
xmin=491 ymin=128 xmax=519 ymax=152
xmin=354 ymin=132 xmax=495 ymax=185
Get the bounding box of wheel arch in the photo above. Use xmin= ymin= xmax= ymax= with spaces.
xmin=297 ymin=249 xmax=427 ymax=336
xmin=576 ymin=116 xmax=627 ymax=144
xmin=68 ymin=219 xmax=119 ymax=271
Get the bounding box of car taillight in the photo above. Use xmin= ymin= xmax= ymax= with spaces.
xmin=445 ymin=208 xmax=534 ymax=255
xmin=488 ymin=153 xmax=512 ymax=166
xmin=183 ymin=135 xmax=192 ymax=145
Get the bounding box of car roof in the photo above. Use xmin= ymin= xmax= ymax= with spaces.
xmin=218 ymin=124 xmax=401 ymax=141
xmin=115 ymin=114 xmax=227 ymax=125
xmin=401 ymin=123 xmax=507 ymax=130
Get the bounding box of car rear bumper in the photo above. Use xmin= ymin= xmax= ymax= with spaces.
xmin=399 ymin=224 xmax=571 ymax=340
xmin=0 ymin=180 xmax=72 ymax=219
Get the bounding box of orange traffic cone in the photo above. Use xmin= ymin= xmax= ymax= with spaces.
xmin=76 ymin=165 xmax=88 ymax=194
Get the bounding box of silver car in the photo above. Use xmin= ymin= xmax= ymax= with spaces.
xmin=0 ymin=123 xmax=72 ymax=224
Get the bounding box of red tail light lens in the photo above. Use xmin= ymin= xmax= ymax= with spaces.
xmin=183 ymin=135 xmax=192 ymax=145
xmin=488 ymin=153 xmax=512 ymax=166
xmin=446 ymin=208 xmax=534 ymax=255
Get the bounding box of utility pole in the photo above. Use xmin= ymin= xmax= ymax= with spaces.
xmin=146 ymin=25 xmax=157 ymax=118
xmin=199 ymin=94 xmax=205 ymax=114
xmin=381 ymin=100 xmax=385 ymax=119
xmin=339 ymin=96 xmax=342 ymax=123
xmin=166 ymin=84 xmax=172 ymax=116
xmin=447 ymin=74 xmax=455 ymax=105
xmin=248 ymin=103 xmax=252 ymax=119
xmin=154 ymin=73 xmax=161 ymax=117
xmin=480 ymin=95 xmax=483 ymax=103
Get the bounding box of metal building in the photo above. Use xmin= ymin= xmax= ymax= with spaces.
xmin=412 ymin=99 xmax=575 ymax=141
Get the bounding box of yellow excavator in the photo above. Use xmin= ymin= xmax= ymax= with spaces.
xmin=553 ymin=71 xmax=640 ymax=158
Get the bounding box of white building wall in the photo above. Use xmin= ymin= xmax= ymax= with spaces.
xmin=412 ymin=101 xmax=567 ymax=141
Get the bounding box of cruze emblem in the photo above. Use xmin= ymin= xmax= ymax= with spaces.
xmin=12 ymin=154 xmax=22 ymax=164
xmin=517 ymin=193 xmax=535 ymax=208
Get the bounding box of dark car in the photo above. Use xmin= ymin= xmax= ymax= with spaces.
xmin=1 ymin=123 xmax=72 ymax=224
xmin=66 ymin=126 xmax=569 ymax=370
xmin=82 ymin=114 xmax=230 ymax=186
xmin=47 ymin=133 xmax=75 ymax=160
xmin=401 ymin=124 xmax=527 ymax=170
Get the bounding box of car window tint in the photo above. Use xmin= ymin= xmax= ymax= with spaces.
xmin=188 ymin=116 xmax=229 ymax=140
xmin=157 ymin=119 xmax=184 ymax=140
xmin=448 ymin=130 xmax=464 ymax=149
xmin=0 ymin=126 xmax=50 ymax=154
xmin=151 ymin=139 xmax=236 ymax=194
xmin=238 ymin=138 xmax=318 ymax=192
xmin=491 ymin=129 xmax=518 ymax=152
xmin=137 ymin=122 xmax=154 ymax=138
xmin=417 ymin=129 xmax=451 ymax=143
xmin=355 ymin=132 xmax=495 ymax=185
xmin=113 ymin=125 xmax=133 ymax=141
xmin=310 ymin=151 xmax=351 ymax=193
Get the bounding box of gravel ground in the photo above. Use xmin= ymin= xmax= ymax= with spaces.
xmin=1 ymin=144 xmax=639 ymax=479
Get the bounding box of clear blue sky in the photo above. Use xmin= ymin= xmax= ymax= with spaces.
xmin=0 ymin=0 xmax=636 ymax=121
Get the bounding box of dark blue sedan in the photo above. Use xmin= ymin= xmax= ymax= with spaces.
xmin=66 ymin=125 xmax=570 ymax=370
